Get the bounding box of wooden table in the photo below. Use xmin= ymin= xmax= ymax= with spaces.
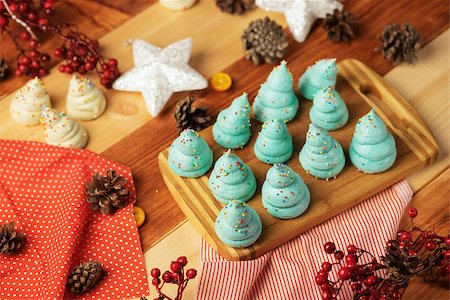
xmin=0 ymin=1 xmax=448 ymax=299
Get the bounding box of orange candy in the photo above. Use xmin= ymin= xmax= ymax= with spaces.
xmin=211 ymin=72 xmax=232 ymax=92
xmin=133 ymin=206 xmax=146 ymax=228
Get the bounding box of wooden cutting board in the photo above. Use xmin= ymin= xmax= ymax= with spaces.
xmin=159 ymin=58 xmax=438 ymax=261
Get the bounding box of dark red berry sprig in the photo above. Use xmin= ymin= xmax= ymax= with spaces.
xmin=315 ymin=208 xmax=449 ymax=300
xmin=0 ymin=0 xmax=120 ymax=88
xmin=151 ymin=256 xmax=197 ymax=300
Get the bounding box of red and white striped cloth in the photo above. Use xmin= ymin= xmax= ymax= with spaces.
xmin=197 ymin=180 xmax=413 ymax=300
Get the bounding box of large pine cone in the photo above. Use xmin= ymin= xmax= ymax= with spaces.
xmin=323 ymin=9 xmax=357 ymax=43
xmin=215 ymin=0 xmax=255 ymax=14
xmin=242 ymin=17 xmax=288 ymax=65
xmin=174 ymin=95 xmax=210 ymax=133
xmin=377 ymin=23 xmax=422 ymax=64
xmin=85 ymin=170 xmax=130 ymax=215
xmin=67 ymin=261 xmax=106 ymax=294
xmin=0 ymin=222 xmax=25 ymax=254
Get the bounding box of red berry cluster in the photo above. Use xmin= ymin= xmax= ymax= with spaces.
xmin=0 ymin=0 xmax=120 ymax=88
xmin=150 ymin=256 xmax=197 ymax=300
xmin=316 ymin=208 xmax=450 ymax=300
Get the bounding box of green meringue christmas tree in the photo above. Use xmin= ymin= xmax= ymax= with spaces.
xmin=310 ymin=86 xmax=349 ymax=130
xmin=299 ymin=58 xmax=337 ymax=100
xmin=213 ymin=93 xmax=251 ymax=149
xmin=209 ymin=150 xmax=257 ymax=204
xmin=253 ymin=61 xmax=299 ymax=123
xmin=254 ymin=119 xmax=293 ymax=164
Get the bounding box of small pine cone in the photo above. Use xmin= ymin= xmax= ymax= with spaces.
xmin=0 ymin=222 xmax=25 ymax=255
xmin=377 ymin=22 xmax=422 ymax=64
xmin=323 ymin=9 xmax=357 ymax=43
xmin=0 ymin=58 xmax=8 ymax=82
xmin=85 ymin=170 xmax=130 ymax=215
xmin=242 ymin=17 xmax=288 ymax=65
xmin=215 ymin=0 xmax=255 ymax=14
xmin=174 ymin=95 xmax=210 ymax=133
xmin=67 ymin=261 xmax=106 ymax=294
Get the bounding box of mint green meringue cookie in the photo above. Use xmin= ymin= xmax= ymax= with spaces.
xmin=215 ymin=200 xmax=262 ymax=248
xmin=213 ymin=93 xmax=251 ymax=149
xmin=262 ymin=164 xmax=310 ymax=219
xmin=299 ymin=58 xmax=337 ymax=100
xmin=310 ymin=86 xmax=349 ymax=130
xmin=349 ymin=109 xmax=397 ymax=173
xmin=253 ymin=61 xmax=299 ymax=123
xmin=168 ymin=129 xmax=213 ymax=178
xmin=254 ymin=119 xmax=293 ymax=164
xmin=209 ymin=150 xmax=257 ymax=204
xmin=299 ymin=123 xmax=345 ymax=179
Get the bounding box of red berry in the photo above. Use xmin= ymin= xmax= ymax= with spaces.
xmin=103 ymin=69 xmax=113 ymax=79
xmin=338 ymin=267 xmax=352 ymax=280
xmin=334 ymin=251 xmax=344 ymax=261
xmin=84 ymin=62 xmax=95 ymax=71
xmin=408 ymin=250 xmax=417 ymax=256
xmin=315 ymin=275 xmax=326 ymax=285
xmin=177 ymin=256 xmax=188 ymax=266
xmin=151 ymin=278 xmax=160 ymax=286
xmin=38 ymin=68 xmax=47 ymax=77
xmin=31 ymin=60 xmax=41 ymax=69
xmin=350 ymin=282 xmax=361 ymax=291
xmin=27 ymin=12 xmax=37 ymax=21
xmin=162 ymin=271 xmax=173 ymax=283
xmin=170 ymin=261 xmax=182 ymax=273
xmin=65 ymin=66 xmax=73 ymax=74
xmin=347 ymin=245 xmax=357 ymax=254
xmin=408 ymin=207 xmax=418 ymax=218
xmin=20 ymin=57 xmax=31 ymax=65
xmin=399 ymin=231 xmax=412 ymax=242
xmin=321 ymin=290 xmax=332 ymax=300
xmin=20 ymin=32 xmax=31 ymax=41
xmin=345 ymin=254 xmax=356 ymax=264
xmin=58 ymin=65 xmax=66 ymax=73
xmin=365 ymin=275 xmax=377 ymax=286
xmin=425 ymin=241 xmax=436 ymax=251
xmin=317 ymin=270 xmax=328 ymax=279
xmin=392 ymin=290 xmax=401 ymax=299
xmin=321 ymin=262 xmax=332 ymax=272
xmin=100 ymin=77 xmax=110 ymax=87
xmin=41 ymin=54 xmax=50 ymax=62
xmin=320 ymin=283 xmax=331 ymax=291
xmin=30 ymin=50 xmax=39 ymax=58
xmin=18 ymin=3 xmax=28 ymax=13
xmin=445 ymin=237 xmax=450 ymax=246
xmin=0 ymin=16 xmax=8 ymax=28
xmin=108 ymin=58 xmax=118 ymax=67
xmin=18 ymin=64 xmax=29 ymax=74
xmin=444 ymin=250 xmax=450 ymax=260
xmin=150 ymin=268 xmax=160 ymax=278
xmin=38 ymin=18 xmax=49 ymax=26
xmin=186 ymin=268 xmax=197 ymax=279
xmin=15 ymin=69 xmax=23 ymax=76
xmin=29 ymin=39 xmax=38 ymax=49
xmin=53 ymin=48 xmax=62 ymax=57
xmin=9 ymin=3 xmax=18 ymax=12
xmin=386 ymin=240 xmax=397 ymax=249
xmin=324 ymin=242 xmax=336 ymax=254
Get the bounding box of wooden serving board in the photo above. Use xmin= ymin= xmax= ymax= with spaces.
xmin=166 ymin=59 xmax=439 ymax=261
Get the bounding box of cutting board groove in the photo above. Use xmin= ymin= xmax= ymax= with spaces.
xmin=158 ymin=59 xmax=438 ymax=261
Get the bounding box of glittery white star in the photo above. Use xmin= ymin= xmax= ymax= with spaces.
xmin=113 ymin=38 xmax=207 ymax=116
xmin=256 ymin=0 xmax=342 ymax=43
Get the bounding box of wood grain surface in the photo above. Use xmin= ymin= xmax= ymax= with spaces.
xmin=158 ymin=59 xmax=438 ymax=260
xmin=101 ymin=0 xmax=449 ymax=250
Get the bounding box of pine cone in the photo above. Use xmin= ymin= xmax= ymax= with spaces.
xmin=0 ymin=58 xmax=8 ymax=82
xmin=85 ymin=170 xmax=130 ymax=215
xmin=215 ymin=0 xmax=255 ymax=14
xmin=323 ymin=9 xmax=357 ymax=43
xmin=67 ymin=261 xmax=106 ymax=294
xmin=242 ymin=17 xmax=288 ymax=65
xmin=0 ymin=222 xmax=25 ymax=255
xmin=174 ymin=95 xmax=210 ymax=133
xmin=377 ymin=23 xmax=422 ymax=64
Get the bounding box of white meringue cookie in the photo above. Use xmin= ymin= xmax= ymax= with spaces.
xmin=159 ymin=0 xmax=197 ymax=10
xmin=10 ymin=77 xmax=52 ymax=125
xmin=66 ymin=75 xmax=106 ymax=121
xmin=41 ymin=106 xmax=88 ymax=149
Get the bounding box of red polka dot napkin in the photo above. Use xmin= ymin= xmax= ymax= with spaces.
xmin=197 ymin=181 xmax=413 ymax=299
xmin=0 ymin=140 xmax=149 ymax=299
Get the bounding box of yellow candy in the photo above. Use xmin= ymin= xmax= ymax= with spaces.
xmin=133 ymin=206 xmax=146 ymax=228
xmin=211 ymin=72 xmax=232 ymax=92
